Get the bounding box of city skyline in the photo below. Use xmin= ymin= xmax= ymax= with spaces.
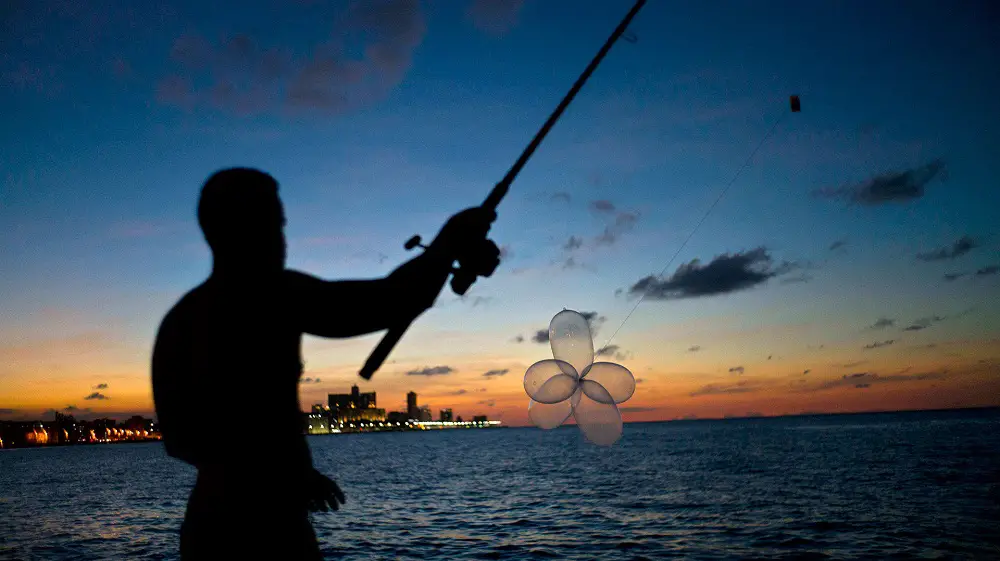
xmin=2 ymin=1 xmax=999 ymax=426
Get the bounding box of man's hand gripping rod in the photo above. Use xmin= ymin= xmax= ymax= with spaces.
xmin=359 ymin=0 xmax=647 ymax=380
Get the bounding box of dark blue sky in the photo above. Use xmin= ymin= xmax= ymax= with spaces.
xmin=2 ymin=0 xmax=998 ymax=422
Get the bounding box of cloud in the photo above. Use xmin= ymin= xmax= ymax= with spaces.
xmin=563 ymin=236 xmax=583 ymax=251
xmin=596 ymin=344 xmax=630 ymax=361
xmin=0 ymin=408 xmax=17 ymax=415
xmin=157 ymin=0 xmax=426 ymax=116
xmin=864 ymin=340 xmax=895 ymax=350
xmin=478 ymin=399 xmax=496 ymax=407
xmin=916 ymin=236 xmax=977 ymax=261
xmin=300 ymin=377 xmax=322 ymax=384
xmin=975 ymin=265 xmax=998 ymax=277
xmin=829 ymin=240 xmax=847 ymax=251
xmin=635 ymin=378 xmax=645 ymax=384
xmin=902 ymin=315 xmax=945 ymax=332
xmin=813 ymin=159 xmax=945 ymax=205
xmin=595 ymin=211 xmax=639 ymax=246
xmin=687 ymin=345 xmax=702 ymax=352
xmin=551 ymin=192 xmax=571 ymax=204
xmin=841 ymin=360 xmax=868 ymax=368
xmin=498 ymin=245 xmax=513 ymax=261
xmin=596 ymin=344 xmax=620 ymax=357
xmin=465 ymin=0 xmax=526 ymax=36
xmin=943 ymin=273 xmax=966 ymax=281
xmin=690 ymin=381 xmax=756 ymax=397
xmin=62 ymin=405 xmax=92 ymax=414
xmin=84 ymin=392 xmax=108 ymax=400
xmin=445 ymin=389 xmax=468 ymax=396
xmin=579 ymin=311 xmax=606 ymax=333
xmin=803 ymin=369 xmax=811 ymax=375
xmin=809 ymin=370 xmax=947 ymax=391
xmin=482 ymin=369 xmax=509 ymax=378
xmin=559 ymin=256 xmax=594 ymax=271
xmin=628 ymin=248 xmax=796 ymax=299
xmin=93 ymin=383 xmax=108 ymax=389
xmin=780 ymin=273 xmax=813 ymax=285
xmin=532 ymin=330 xmax=549 ymax=344
xmin=619 ymin=407 xmax=657 ymax=413
xmin=868 ymin=318 xmax=895 ymax=330
xmin=512 ymin=334 xmax=525 ymax=343
xmin=728 ymin=366 xmax=745 ymax=374
xmin=405 ymin=365 xmax=455 ymax=376
xmin=590 ymin=200 xmax=616 ymax=214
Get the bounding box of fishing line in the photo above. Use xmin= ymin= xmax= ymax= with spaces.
xmin=600 ymin=110 xmax=789 ymax=351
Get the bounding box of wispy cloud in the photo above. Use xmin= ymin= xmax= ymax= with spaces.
xmin=563 ymin=236 xmax=583 ymax=251
xmin=300 ymin=377 xmax=322 ymax=384
xmin=93 ymin=383 xmax=108 ymax=390
xmin=975 ymin=265 xmax=998 ymax=277
xmin=863 ymin=340 xmax=895 ymax=350
xmin=596 ymin=344 xmax=630 ymax=361
xmin=482 ymin=369 xmax=509 ymax=378
xmin=532 ymin=330 xmax=549 ymax=344
xmin=868 ymin=318 xmax=895 ymax=330
xmin=84 ymin=392 xmax=108 ymax=400
xmin=619 ymin=406 xmax=658 ymax=413
xmin=916 ymin=236 xmax=977 ymax=261
xmin=902 ymin=316 xmax=945 ymax=332
xmin=687 ymin=345 xmax=703 ymax=352
xmin=813 ymin=159 xmax=945 ymax=205
xmin=807 ymin=370 xmax=947 ymax=391
xmin=405 ymin=365 xmax=455 ymax=376
xmin=629 ymin=248 xmax=797 ymax=299
xmin=465 ymin=0 xmax=526 ymax=36
xmin=943 ymin=272 xmax=966 ymax=281
xmin=829 ymin=240 xmax=847 ymax=251
xmin=690 ymin=381 xmax=756 ymax=397
xmin=158 ymin=0 xmax=427 ymax=116
xmin=728 ymin=366 xmax=745 ymax=374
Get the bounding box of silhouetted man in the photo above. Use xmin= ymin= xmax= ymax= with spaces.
xmin=152 ymin=168 xmax=495 ymax=559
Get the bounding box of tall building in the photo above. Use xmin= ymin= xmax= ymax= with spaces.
xmin=439 ymin=409 xmax=453 ymax=422
xmin=407 ymin=391 xmax=418 ymax=420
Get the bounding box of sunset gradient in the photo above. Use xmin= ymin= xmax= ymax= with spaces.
xmin=2 ymin=0 xmax=998 ymax=426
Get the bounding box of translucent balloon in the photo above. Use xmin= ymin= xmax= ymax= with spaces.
xmin=524 ymin=359 xmax=576 ymax=401
xmin=549 ymin=310 xmax=594 ymax=377
xmin=532 ymin=373 xmax=578 ymax=404
xmin=528 ymin=399 xmax=572 ymax=429
xmin=581 ymin=362 xmax=635 ymax=404
xmin=573 ymin=383 xmax=623 ymax=446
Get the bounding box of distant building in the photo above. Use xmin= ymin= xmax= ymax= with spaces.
xmin=439 ymin=408 xmax=453 ymax=422
xmin=305 ymin=413 xmax=331 ymax=435
xmin=417 ymin=406 xmax=432 ymax=422
xmin=328 ymin=385 xmax=383 ymax=423
xmin=407 ymin=391 xmax=418 ymax=420
xmin=473 ymin=415 xmax=489 ymax=423
xmin=125 ymin=415 xmax=153 ymax=432
xmin=387 ymin=411 xmax=408 ymax=424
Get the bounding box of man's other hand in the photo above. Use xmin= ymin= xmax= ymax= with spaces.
xmin=305 ymin=468 xmax=346 ymax=513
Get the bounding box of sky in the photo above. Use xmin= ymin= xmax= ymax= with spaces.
xmin=2 ymin=0 xmax=999 ymax=427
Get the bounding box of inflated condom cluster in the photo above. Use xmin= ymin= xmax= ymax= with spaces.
xmin=523 ymin=310 xmax=635 ymax=446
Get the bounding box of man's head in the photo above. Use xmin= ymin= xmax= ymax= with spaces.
xmin=198 ymin=168 xmax=286 ymax=273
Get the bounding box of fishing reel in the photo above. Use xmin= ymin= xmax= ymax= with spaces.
xmin=403 ymin=206 xmax=501 ymax=296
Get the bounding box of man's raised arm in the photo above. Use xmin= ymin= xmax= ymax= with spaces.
xmin=288 ymin=249 xmax=454 ymax=338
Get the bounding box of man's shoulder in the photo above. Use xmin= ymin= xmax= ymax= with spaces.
xmin=157 ymin=283 xmax=210 ymax=334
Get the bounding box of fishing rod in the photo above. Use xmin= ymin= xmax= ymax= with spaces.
xmin=359 ymin=0 xmax=648 ymax=380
